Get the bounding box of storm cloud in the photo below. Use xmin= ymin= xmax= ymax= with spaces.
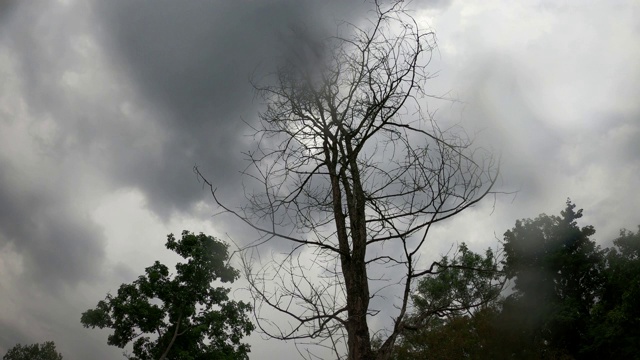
xmin=0 ymin=0 xmax=638 ymax=358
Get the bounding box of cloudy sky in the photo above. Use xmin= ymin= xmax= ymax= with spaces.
xmin=0 ymin=0 xmax=638 ymax=358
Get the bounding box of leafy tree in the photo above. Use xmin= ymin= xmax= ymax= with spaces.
xmin=411 ymin=243 xmax=503 ymax=322
xmin=395 ymin=306 xmax=517 ymax=360
xmin=195 ymin=1 xmax=498 ymax=358
xmin=501 ymin=200 xmax=605 ymax=357
xmin=3 ymin=341 xmax=63 ymax=360
xmin=586 ymin=226 xmax=640 ymax=358
xmin=394 ymin=244 xmax=503 ymax=359
xmin=81 ymin=231 xmax=254 ymax=360
xmin=393 ymin=202 xmax=639 ymax=359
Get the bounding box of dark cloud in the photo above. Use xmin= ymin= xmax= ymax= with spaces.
xmin=0 ymin=1 xmax=369 ymax=357
xmin=91 ymin=0 xmax=367 ymax=218
xmin=0 ymin=0 xmax=108 ymax=291
xmin=0 ymin=0 xmax=370 ymax=286
xmin=0 ymin=158 xmax=106 ymax=290
xmin=0 ymin=0 xmax=17 ymax=25
xmin=0 ymin=321 xmax=29 ymax=355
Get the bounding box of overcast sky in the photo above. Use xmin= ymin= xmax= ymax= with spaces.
xmin=0 ymin=0 xmax=638 ymax=358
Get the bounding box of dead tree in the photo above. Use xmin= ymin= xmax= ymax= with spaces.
xmin=197 ymin=1 xmax=498 ymax=359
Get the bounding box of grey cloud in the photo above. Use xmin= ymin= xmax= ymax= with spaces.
xmin=0 ymin=0 xmax=108 ymax=290
xmin=0 ymin=159 xmax=106 ymax=291
xmin=449 ymin=57 xmax=562 ymax=207
xmin=452 ymin=49 xmax=640 ymax=239
xmin=91 ymin=0 xmax=367 ymax=219
xmin=0 ymin=321 xmax=29 ymax=355
xmin=0 ymin=3 xmax=110 ymax=356
xmin=414 ymin=0 xmax=453 ymax=10
xmin=0 ymin=0 xmax=372 ymax=295
xmin=0 ymin=0 xmax=17 ymax=25
xmin=0 ymin=2 xmax=371 ymax=357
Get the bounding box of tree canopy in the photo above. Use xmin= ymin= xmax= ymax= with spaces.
xmin=394 ymin=200 xmax=640 ymax=359
xmin=410 ymin=243 xmax=502 ymax=325
xmin=3 ymin=341 xmax=63 ymax=360
xmin=394 ymin=244 xmax=503 ymax=359
xmin=81 ymin=231 xmax=254 ymax=360
xmin=501 ymin=200 xmax=605 ymax=356
xmin=587 ymin=226 xmax=640 ymax=358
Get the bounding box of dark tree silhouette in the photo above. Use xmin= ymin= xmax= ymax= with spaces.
xmin=389 ymin=202 xmax=640 ymax=359
xmin=502 ymin=200 xmax=605 ymax=357
xmin=81 ymin=231 xmax=254 ymax=360
xmin=587 ymin=226 xmax=640 ymax=358
xmin=196 ymin=1 xmax=498 ymax=359
xmin=393 ymin=244 xmax=504 ymax=359
xmin=3 ymin=341 xmax=63 ymax=360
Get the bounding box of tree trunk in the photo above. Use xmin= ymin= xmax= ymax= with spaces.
xmin=328 ymin=137 xmax=373 ymax=360
xmin=343 ymin=259 xmax=372 ymax=360
xmin=159 ymin=311 xmax=182 ymax=360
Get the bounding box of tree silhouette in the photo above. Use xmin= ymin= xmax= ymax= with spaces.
xmin=502 ymin=200 xmax=605 ymax=357
xmin=3 ymin=341 xmax=63 ymax=360
xmin=196 ymin=1 xmax=498 ymax=359
xmin=81 ymin=231 xmax=254 ymax=360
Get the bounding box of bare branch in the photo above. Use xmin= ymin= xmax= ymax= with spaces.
xmin=197 ymin=1 xmax=499 ymax=359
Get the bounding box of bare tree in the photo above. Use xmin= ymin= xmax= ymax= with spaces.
xmin=196 ymin=1 xmax=499 ymax=359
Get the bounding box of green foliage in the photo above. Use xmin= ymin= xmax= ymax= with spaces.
xmin=81 ymin=231 xmax=254 ymax=360
xmin=586 ymin=226 xmax=640 ymax=358
xmin=395 ymin=306 xmax=503 ymax=360
xmin=501 ymin=199 xmax=605 ymax=356
xmin=395 ymin=243 xmax=503 ymax=359
xmin=412 ymin=243 xmax=502 ymax=320
xmin=396 ymin=200 xmax=640 ymax=359
xmin=3 ymin=341 xmax=63 ymax=360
